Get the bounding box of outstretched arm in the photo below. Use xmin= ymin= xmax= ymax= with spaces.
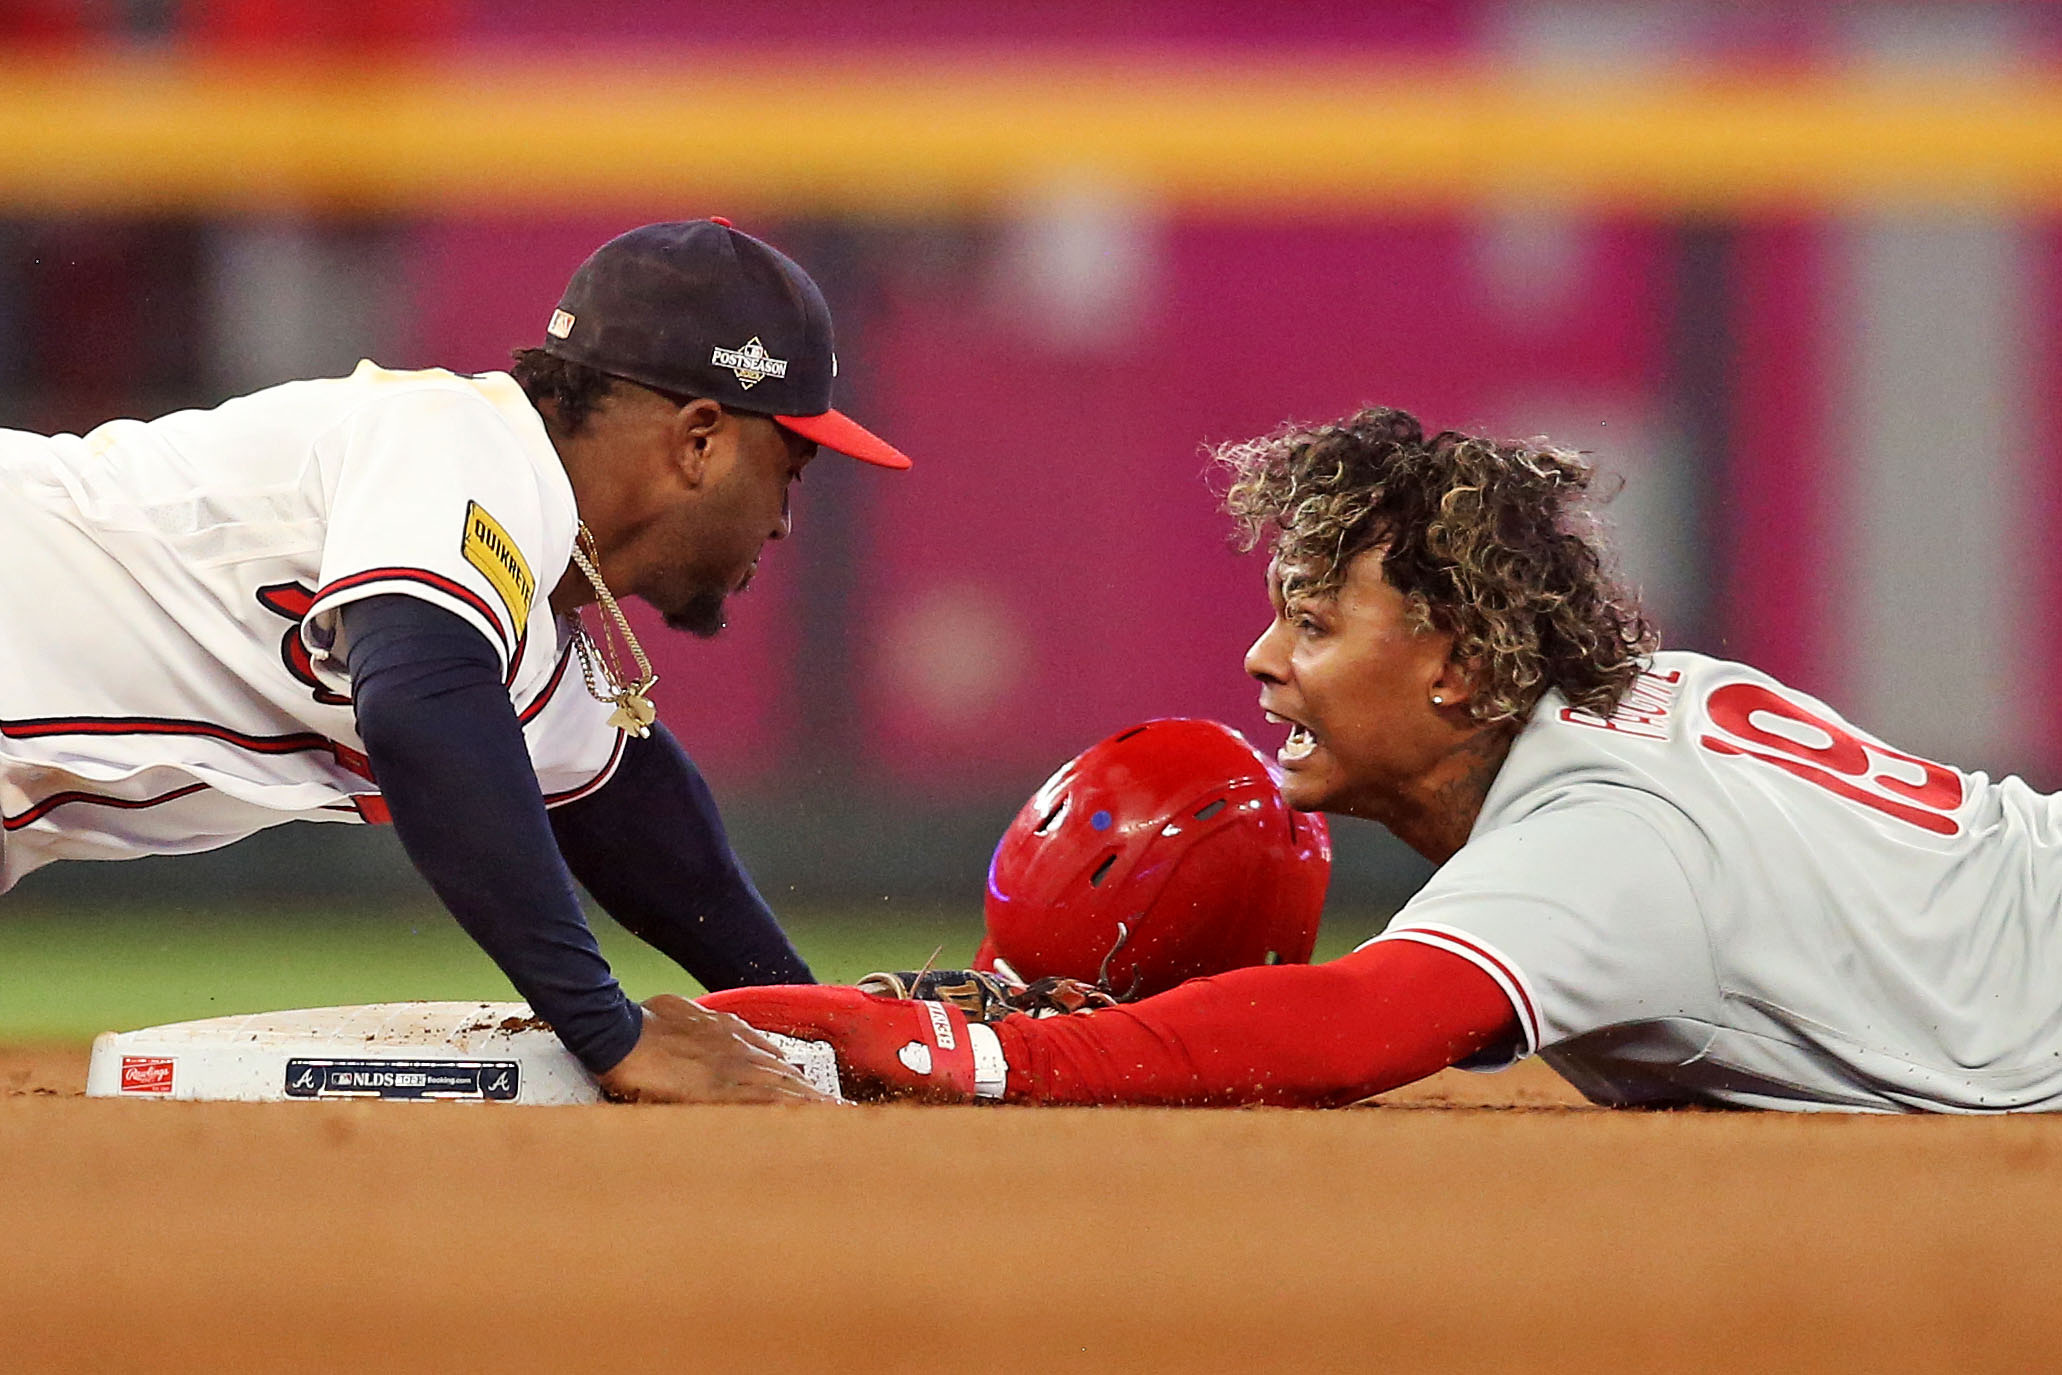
xmin=547 ymin=724 xmax=812 ymax=990
xmin=699 ymin=938 xmax=1518 ymax=1107
xmin=996 ymin=938 xmax=1516 ymax=1106
xmin=344 ymin=594 xmax=822 ymax=1103
xmin=345 ymin=594 xmax=641 ymax=1073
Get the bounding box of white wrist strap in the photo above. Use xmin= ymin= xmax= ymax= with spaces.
xmin=966 ymin=1022 xmax=1008 ymax=1101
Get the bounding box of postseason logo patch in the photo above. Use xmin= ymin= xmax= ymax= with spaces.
xmin=284 ymin=1059 xmax=521 ymax=1101
xmin=460 ymin=501 xmax=535 ymax=638
xmin=710 ymin=337 xmax=788 ymax=389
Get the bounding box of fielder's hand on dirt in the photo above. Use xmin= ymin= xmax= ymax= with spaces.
xmin=697 ymin=986 xmax=994 ymax=1103
xmin=596 ymin=993 xmax=834 ymax=1105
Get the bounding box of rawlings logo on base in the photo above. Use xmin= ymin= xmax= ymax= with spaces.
xmin=119 ymin=1056 xmax=175 ymax=1093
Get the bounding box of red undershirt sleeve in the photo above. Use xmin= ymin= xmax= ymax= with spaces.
xmin=992 ymin=939 xmax=1521 ymax=1107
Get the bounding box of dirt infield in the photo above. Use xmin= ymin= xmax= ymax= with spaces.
xmin=6 ymin=1043 xmax=2062 ymax=1374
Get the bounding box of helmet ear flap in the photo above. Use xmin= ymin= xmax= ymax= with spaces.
xmin=980 ymin=717 xmax=1332 ymax=997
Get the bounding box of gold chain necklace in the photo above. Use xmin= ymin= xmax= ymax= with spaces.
xmin=566 ymin=522 xmax=659 ymax=738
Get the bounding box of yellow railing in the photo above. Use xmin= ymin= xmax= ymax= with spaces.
xmin=3 ymin=53 xmax=2061 ymax=213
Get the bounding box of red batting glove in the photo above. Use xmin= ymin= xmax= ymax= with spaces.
xmin=697 ymin=986 xmax=999 ymax=1103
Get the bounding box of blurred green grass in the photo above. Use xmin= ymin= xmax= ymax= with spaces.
xmin=0 ymin=901 xmax=1391 ymax=1041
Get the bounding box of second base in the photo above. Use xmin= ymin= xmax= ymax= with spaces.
xmin=84 ymin=1001 xmax=845 ymax=1104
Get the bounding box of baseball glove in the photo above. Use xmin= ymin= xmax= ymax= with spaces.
xmin=855 ymin=968 xmax=1120 ymax=1021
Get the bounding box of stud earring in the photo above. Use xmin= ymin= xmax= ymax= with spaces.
xmin=1430 ymin=693 xmax=1446 ymax=707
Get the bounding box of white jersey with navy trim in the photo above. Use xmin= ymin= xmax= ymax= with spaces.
xmin=0 ymin=361 xmax=621 ymax=892
xmin=1365 ymin=650 xmax=2062 ymax=1113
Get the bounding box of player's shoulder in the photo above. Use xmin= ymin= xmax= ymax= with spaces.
xmin=1483 ymin=652 xmax=1753 ymax=833
xmin=320 ymin=360 xmax=555 ymax=463
xmin=330 ymin=360 xmax=532 ymax=418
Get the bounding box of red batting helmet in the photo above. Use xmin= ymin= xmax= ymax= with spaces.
xmin=975 ymin=718 xmax=1331 ymax=999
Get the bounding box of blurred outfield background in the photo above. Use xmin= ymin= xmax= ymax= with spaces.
xmin=8 ymin=0 xmax=2062 ymax=1037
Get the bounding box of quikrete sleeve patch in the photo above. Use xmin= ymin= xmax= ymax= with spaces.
xmin=461 ymin=501 xmax=535 ymax=639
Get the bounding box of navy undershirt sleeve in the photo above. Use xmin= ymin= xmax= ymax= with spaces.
xmin=548 ymin=723 xmax=813 ymax=990
xmin=341 ymin=594 xmax=642 ymax=1075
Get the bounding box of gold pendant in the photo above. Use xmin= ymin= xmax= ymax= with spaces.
xmin=607 ymin=684 xmax=659 ymax=738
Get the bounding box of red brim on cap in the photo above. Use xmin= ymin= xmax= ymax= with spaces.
xmin=774 ymin=409 xmax=912 ymax=470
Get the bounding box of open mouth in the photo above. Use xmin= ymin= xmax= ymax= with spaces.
xmin=1265 ymin=710 xmax=1318 ymax=763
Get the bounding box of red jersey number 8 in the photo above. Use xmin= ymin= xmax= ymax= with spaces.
xmin=1700 ymin=683 xmax=1964 ymax=837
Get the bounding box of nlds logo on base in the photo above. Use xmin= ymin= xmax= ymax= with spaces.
xmin=283 ymin=1058 xmax=521 ymax=1101
xmin=119 ymin=1056 xmax=175 ymax=1094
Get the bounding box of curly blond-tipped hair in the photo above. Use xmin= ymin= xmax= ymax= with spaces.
xmin=1214 ymin=406 xmax=1659 ymax=726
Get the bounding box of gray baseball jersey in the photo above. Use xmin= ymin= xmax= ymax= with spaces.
xmin=0 ymin=362 xmax=620 ymax=893
xmin=1366 ymin=650 xmax=2062 ymax=1112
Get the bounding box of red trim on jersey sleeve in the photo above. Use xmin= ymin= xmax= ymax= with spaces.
xmin=1366 ymin=923 xmax=1544 ymax=1059
xmin=992 ymin=939 xmax=1521 ymax=1107
xmin=308 ymin=566 xmax=515 ymax=662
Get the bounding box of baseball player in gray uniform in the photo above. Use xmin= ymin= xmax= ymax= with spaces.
xmin=703 ymin=406 xmax=2062 ymax=1113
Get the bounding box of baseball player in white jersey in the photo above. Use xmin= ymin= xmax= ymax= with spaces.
xmin=0 ymin=362 xmax=616 ymax=865
xmin=697 ymin=406 xmax=2062 ymax=1113
xmin=0 ymin=219 xmax=912 ymax=1104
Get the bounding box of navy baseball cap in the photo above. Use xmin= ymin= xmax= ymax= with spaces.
xmin=540 ymin=219 xmax=911 ymax=470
